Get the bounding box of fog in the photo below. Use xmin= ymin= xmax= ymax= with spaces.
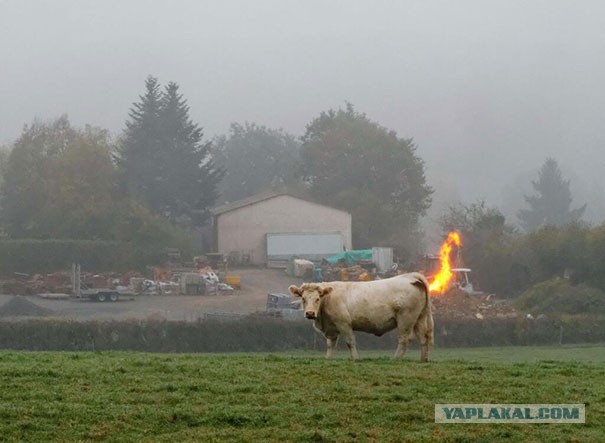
xmin=3 ymin=0 xmax=605 ymax=227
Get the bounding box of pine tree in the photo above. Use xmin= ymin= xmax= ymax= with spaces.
xmin=118 ymin=77 xmax=224 ymax=226
xmin=517 ymin=158 xmax=586 ymax=232
xmin=116 ymin=76 xmax=163 ymax=205
xmin=158 ymin=82 xmax=224 ymax=224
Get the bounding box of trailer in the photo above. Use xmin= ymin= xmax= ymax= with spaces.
xmin=77 ymin=288 xmax=135 ymax=302
xmin=71 ymin=264 xmax=136 ymax=302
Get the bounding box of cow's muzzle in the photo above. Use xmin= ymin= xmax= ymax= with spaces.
xmin=305 ymin=311 xmax=316 ymax=319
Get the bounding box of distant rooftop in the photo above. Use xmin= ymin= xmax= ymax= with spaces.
xmin=211 ymin=191 xmax=350 ymax=216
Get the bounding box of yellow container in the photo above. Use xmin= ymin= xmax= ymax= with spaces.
xmin=225 ymin=275 xmax=241 ymax=289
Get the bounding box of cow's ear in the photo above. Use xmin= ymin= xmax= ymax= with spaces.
xmin=289 ymin=285 xmax=302 ymax=297
xmin=320 ymin=286 xmax=333 ymax=297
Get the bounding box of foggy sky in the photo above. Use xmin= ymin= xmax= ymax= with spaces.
xmin=2 ymin=0 xmax=605 ymax=227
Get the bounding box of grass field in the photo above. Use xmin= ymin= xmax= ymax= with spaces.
xmin=1 ymin=345 xmax=604 ymax=442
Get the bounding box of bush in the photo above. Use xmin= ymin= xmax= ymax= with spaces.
xmin=0 ymin=315 xmax=604 ymax=352
xmin=514 ymin=278 xmax=605 ymax=316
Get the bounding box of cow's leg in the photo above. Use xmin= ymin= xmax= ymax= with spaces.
xmin=325 ymin=336 xmax=338 ymax=358
xmin=414 ymin=318 xmax=430 ymax=362
xmin=394 ymin=311 xmax=415 ymax=359
xmin=394 ymin=337 xmax=409 ymax=359
xmin=414 ymin=304 xmax=434 ymax=363
xmin=338 ymin=325 xmax=359 ymax=361
xmin=420 ymin=343 xmax=429 ymax=362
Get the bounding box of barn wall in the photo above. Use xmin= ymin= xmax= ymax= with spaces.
xmin=216 ymin=195 xmax=352 ymax=265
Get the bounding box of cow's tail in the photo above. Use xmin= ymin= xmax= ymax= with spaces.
xmin=410 ymin=272 xmax=434 ymax=348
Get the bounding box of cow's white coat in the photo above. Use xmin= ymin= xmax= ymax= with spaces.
xmin=289 ymin=272 xmax=433 ymax=361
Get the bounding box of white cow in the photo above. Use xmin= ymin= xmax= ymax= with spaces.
xmin=289 ymin=272 xmax=433 ymax=361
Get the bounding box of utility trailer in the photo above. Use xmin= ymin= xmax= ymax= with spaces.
xmin=77 ymin=288 xmax=134 ymax=302
xmin=71 ymin=264 xmax=136 ymax=302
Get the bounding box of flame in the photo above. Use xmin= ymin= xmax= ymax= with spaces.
xmin=429 ymin=231 xmax=462 ymax=294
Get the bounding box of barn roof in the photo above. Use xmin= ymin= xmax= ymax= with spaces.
xmin=211 ymin=191 xmax=351 ymax=217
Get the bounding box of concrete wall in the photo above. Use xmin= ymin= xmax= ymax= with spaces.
xmin=215 ymin=195 xmax=352 ymax=265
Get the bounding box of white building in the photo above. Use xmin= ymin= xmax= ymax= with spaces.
xmin=211 ymin=192 xmax=352 ymax=266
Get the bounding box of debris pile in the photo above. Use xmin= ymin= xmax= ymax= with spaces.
xmin=431 ymin=289 xmax=518 ymax=319
xmin=317 ymin=262 xmax=374 ymax=282
xmin=1 ymin=273 xmax=72 ymax=295
xmin=0 ymin=271 xmax=144 ymax=296
xmin=0 ymin=266 xmax=237 ymax=297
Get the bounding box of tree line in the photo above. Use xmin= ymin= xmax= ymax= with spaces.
xmin=0 ymin=75 xmax=602 ymax=302
xmin=439 ymin=198 xmax=605 ymax=304
xmin=0 ymin=78 xmax=433 ymax=258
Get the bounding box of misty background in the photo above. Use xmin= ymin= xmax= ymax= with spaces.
xmin=2 ymin=0 xmax=605 ymax=248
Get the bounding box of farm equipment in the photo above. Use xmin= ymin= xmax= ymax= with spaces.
xmin=266 ymin=292 xmax=302 ymax=320
xmin=449 ymin=268 xmax=474 ymax=294
xmin=225 ymin=274 xmax=241 ymax=289
xmin=71 ymin=264 xmax=136 ymax=302
xmin=418 ymin=252 xmax=477 ymax=294
xmin=179 ymin=273 xmax=207 ymax=295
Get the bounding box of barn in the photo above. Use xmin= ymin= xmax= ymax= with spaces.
xmin=211 ymin=192 xmax=352 ymax=267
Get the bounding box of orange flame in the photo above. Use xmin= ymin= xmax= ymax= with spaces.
xmin=429 ymin=231 xmax=462 ymax=294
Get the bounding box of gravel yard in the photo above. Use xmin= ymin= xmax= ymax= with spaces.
xmin=0 ymin=268 xmax=304 ymax=321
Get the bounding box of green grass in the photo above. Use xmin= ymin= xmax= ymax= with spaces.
xmin=0 ymin=346 xmax=604 ymax=442
xmin=361 ymin=343 xmax=605 ymax=364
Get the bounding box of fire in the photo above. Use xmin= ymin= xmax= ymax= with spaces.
xmin=428 ymin=231 xmax=462 ymax=294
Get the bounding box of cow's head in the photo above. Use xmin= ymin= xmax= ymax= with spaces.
xmin=288 ymin=283 xmax=333 ymax=319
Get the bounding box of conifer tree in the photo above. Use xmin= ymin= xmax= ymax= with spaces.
xmin=517 ymin=158 xmax=586 ymax=231
xmin=158 ymin=81 xmax=224 ymax=224
xmin=117 ymin=76 xmax=163 ymax=204
xmin=118 ymin=77 xmax=224 ymax=226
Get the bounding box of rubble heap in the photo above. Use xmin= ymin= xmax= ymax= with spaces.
xmin=0 ymin=271 xmax=143 ymax=296
xmin=431 ymin=288 xmax=518 ymax=319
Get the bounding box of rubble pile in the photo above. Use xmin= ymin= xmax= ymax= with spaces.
xmin=431 ymin=288 xmax=518 ymax=319
xmin=318 ymin=263 xmax=374 ymax=282
xmin=0 ymin=267 xmax=237 ymax=297
xmin=0 ymin=271 xmax=144 ymax=296
xmin=0 ymin=273 xmax=72 ymax=295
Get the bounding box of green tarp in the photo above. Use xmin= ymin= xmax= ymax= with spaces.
xmin=326 ymin=249 xmax=373 ymax=265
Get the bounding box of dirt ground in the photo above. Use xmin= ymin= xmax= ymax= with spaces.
xmin=0 ymin=268 xmax=518 ymax=321
xmin=0 ymin=268 xmax=305 ymax=321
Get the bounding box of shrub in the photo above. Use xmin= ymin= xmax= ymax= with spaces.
xmin=514 ymin=278 xmax=605 ymax=316
xmin=0 ymin=314 xmax=604 ymax=352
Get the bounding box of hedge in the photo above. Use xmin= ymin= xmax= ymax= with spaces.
xmin=0 ymin=315 xmax=603 ymax=352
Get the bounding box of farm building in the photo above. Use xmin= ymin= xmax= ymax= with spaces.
xmin=211 ymin=192 xmax=352 ymax=267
